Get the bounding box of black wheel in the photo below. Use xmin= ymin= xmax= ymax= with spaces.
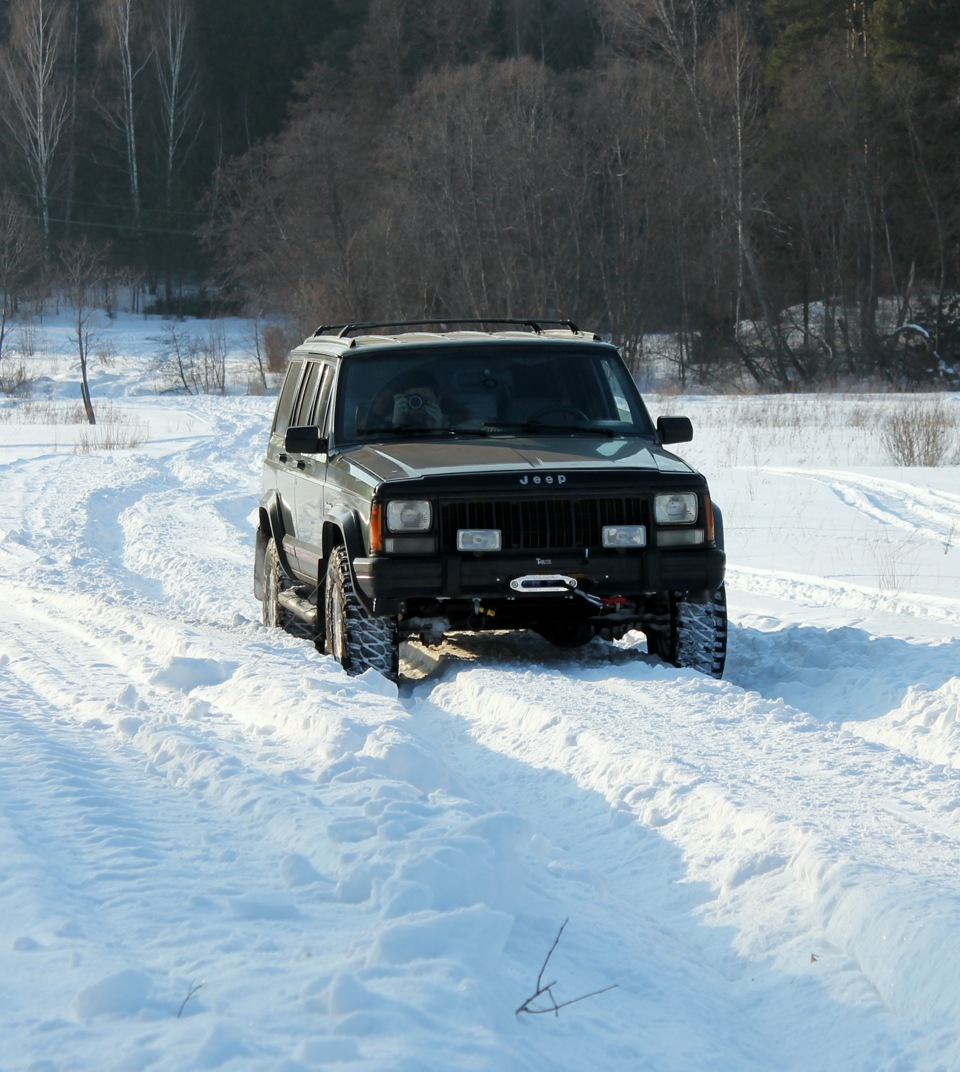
xmin=262 ymin=537 xmax=295 ymax=630
xmin=324 ymin=544 xmax=399 ymax=680
xmin=645 ymin=584 xmax=727 ymax=679
xmin=262 ymin=537 xmax=315 ymax=639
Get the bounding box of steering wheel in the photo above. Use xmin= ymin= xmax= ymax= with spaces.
xmin=526 ymin=405 xmax=590 ymax=424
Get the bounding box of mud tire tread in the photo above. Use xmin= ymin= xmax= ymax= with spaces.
xmin=325 ymin=545 xmax=399 ymax=680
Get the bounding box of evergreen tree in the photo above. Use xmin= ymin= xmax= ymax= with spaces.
xmin=765 ymin=0 xmax=871 ymax=83
xmin=192 ymin=0 xmax=365 ymax=156
xmin=873 ymin=0 xmax=960 ymax=69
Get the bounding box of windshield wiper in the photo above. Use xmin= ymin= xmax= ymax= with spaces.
xmin=481 ymin=420 xmax=617 ymax=437
xmin=356 ymin=425 xmax=457 ymax=436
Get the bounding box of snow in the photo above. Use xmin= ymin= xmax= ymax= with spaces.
xmin=2 ymin=310 xmax=960 ymax=1070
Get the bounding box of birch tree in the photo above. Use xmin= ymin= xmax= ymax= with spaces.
xmin=96 ymin=0 xmax=151 ymax=251
xmin=0 ymin=0 xmax=69 ymax=262
xmin=153 ymin=0 xmax=201 ymax=215
xmin=150 ymin=0 xmax=202 ymax=298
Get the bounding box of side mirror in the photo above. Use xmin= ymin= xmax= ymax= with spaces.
xmin=284 ymin=425 xmax=327 ymax=454
xmin=657 ymin=416 xmax=693 ymax=445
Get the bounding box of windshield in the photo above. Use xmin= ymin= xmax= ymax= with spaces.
xmin=334 ymin=345 xmax=656 ymax=444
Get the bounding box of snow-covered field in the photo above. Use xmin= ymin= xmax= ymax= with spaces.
xmin=2 ymin=313 xmax=959 ymax=1071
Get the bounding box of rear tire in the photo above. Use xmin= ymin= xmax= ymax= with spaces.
xmin=262 ymin=537 xmax=295 ymax=631
xmin=646 ymin=584 xmax=727 ymax=679
xmin=324 ymin=544 xmax=399 ymax=680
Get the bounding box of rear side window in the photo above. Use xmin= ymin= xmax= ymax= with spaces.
xmin=291 ymin=362 xmax=322 ymax=427
xmin=310 ymin=365 xmax=334 ymax=429
xmin=272 ymin=359 xmax=303 ymax=434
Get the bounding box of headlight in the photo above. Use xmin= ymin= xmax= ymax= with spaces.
xmin=602 ymin=524 xmax=646 ymax=548
xmin=386 ymin=500 xmax=432 ymax=532
xmin=654 ymin=493 xmax=698 ymax=525
xmin=457 ymin=529 xmax=502 ymax=552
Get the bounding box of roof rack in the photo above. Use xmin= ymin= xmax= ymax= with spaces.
xmin=312 ymin=317 xmax=583 ymax=339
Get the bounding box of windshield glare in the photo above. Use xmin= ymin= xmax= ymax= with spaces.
xmin=336 ymin=346 xmax=655 ymax=442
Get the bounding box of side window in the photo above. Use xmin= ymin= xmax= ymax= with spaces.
xmin=307 ymin=364 xmax=333 ymax=429
xmin=291 ymin=362 xmax=322 ymax=428
xmin=272 ymin=359 xmax=303 ymax=434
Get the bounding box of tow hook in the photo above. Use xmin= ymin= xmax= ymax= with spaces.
xmin=564 ymin=584 xmax=627 ymax=612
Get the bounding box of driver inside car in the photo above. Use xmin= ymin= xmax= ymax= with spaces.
xmin=368 ymin=373 xmax=445 ymax=430
xmin=392 ymin=381 xmax=443 ymax=428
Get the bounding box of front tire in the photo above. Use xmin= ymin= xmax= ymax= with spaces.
xmin=324 ymin=544 xmax=399 ymax=680
xmin=646 ymin=584 xmax=727 ymax=679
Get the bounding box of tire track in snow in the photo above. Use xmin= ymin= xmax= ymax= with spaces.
xmin=0 ymin=648 xmax=374 ymax=1061
xmin=0 ymin=397 xmax=268 ymax=618
xmin=100 ymin=399 xmax=267 ymax=621
xmin=767 ymin=467 xmax=960 ymax=545
xmin=414 ymin=643 xmax=960 ymax=1036
xmin=721 ymin=466 xmax=960 ymax=626
xmin=3 ymin=576 xmax=716 ymax=1069
xmin=0 ymin=667 xmax=184 ymax=924
xmin=725 ymin=564 xmax=960 ymax=629
xmin=0 ymin=578 xmax=402 ymax=1047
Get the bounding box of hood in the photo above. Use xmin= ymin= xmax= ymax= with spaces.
xmin=341 ymin=435 xmax=694 ymax=483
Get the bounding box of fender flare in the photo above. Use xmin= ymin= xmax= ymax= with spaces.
xmin=322 ymin=505 xmax=375 ymax=614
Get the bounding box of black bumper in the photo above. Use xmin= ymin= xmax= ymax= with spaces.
xmin=352 ymin=547 xmax=725 ymax=615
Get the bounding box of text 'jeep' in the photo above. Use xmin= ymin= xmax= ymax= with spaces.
xmin=254 ymin=319 xmax=726 ymax=681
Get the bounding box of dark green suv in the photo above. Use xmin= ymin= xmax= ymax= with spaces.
xmin=254 ymin=320 xmax=726 ymax=681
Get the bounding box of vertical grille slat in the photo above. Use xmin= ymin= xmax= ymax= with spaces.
xmin=441 ymin=496 xmax=645 ymax=552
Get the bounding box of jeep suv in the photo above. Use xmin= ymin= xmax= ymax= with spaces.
xmin=254 ymin=319 xmax=726 ymax=680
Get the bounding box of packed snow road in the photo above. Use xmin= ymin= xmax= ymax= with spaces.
xmin=2 ymin=387 xmax=960 ymax=1070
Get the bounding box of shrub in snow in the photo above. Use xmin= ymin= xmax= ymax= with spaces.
xmin=880 ymin=398 xmax=958 ymax=467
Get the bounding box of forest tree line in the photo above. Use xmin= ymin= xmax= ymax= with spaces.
xmin=1 ymin=0 xmax=959 ymax=387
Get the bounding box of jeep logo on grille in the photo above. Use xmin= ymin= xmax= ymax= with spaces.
xmin=519 ymin=474 xmax=566 ymax=485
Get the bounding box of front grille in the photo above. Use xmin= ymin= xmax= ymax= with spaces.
xmin=440 ymin=497 xmax=646 ymax=552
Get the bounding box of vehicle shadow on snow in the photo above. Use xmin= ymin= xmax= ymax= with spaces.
xmin=399 ymin=629 xmax=648 ymax=682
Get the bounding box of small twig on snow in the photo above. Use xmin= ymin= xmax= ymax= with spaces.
xmin=177 ymin=980 xmax=205 ymax=1018
xmin=515 ymin=919 xmax=617 ymax=1016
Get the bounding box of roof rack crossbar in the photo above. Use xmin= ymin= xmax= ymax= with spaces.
xmin=312 ymin=318 xmax=581 ymax=338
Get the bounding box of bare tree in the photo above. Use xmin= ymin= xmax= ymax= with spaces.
xmin=153 ymin=0 xmax=201 ymax=216
xmin=96 ymin=0 xmax=152 ymax=253
xmin=61 ymin=0 xmax=81 ymax=235
xmin=383 ymin=60 xmax=583 ymax=318
xmin=574 ymin=58 xmax=676 ymax=366
xmin=0 ymin=0 xmax=69 ymax=261
xmin=598 ymin=0 xmax=791 ymax=385
xmin=153 ymin=321 xmax=196 ymax=394
xmin=149 ymin=0 xmax=202 ymax=300
xmin=58 ymin=237 xmax=108 ymax=424
xmin=0 ymin=191 xmax=41 ymax=365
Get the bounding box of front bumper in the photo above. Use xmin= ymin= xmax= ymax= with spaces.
xmin=352 ymin=547 xmax=725 ymax=615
